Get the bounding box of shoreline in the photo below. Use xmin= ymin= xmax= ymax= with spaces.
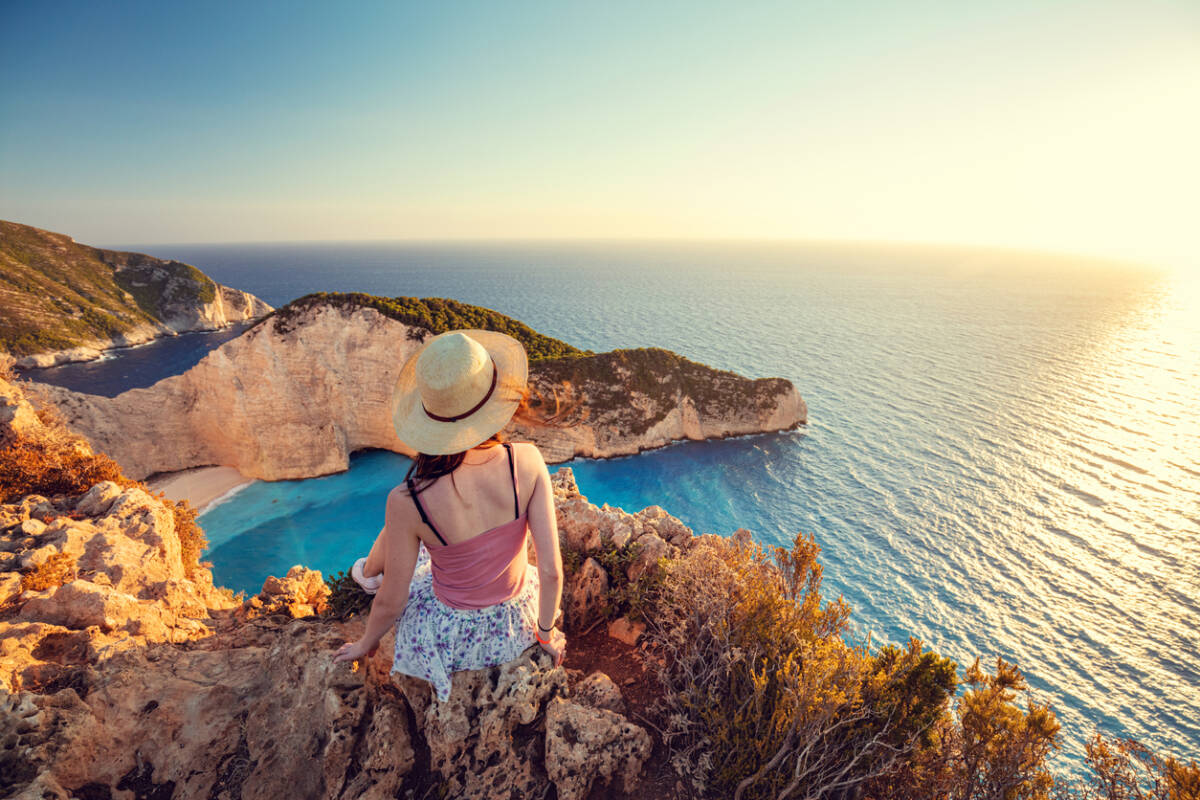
xmin=14 ymin=320 xmax=259 ymax=371
xmin=147 ymin=465 xmax=255 ymax=513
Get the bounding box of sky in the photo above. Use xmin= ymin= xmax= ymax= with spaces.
xmin=1 ymin=0 xmax=1197 ymax=270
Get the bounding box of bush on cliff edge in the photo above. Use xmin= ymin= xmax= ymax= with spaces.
xmin=0 ymin=381 xmax=208 ymax=579
xmin=646 ymin=533 xmax=958 ymax=799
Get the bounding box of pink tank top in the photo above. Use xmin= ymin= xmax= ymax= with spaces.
xmin=407 ymin=443 xmax=530 ymax=610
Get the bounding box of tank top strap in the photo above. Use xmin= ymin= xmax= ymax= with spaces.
xmin=503 ymin=443 xmax=520 ymax=519
xmin=407 ymin=478 xmax=448 ymax=546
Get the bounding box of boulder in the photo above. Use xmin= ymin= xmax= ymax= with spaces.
xmin=544 ymin=696 xmax=652 ymax=799
xmin=573 ymin=671 xmax=627 ymax=715
xmin=627 ymin=532 xmax=671 ymax=583
xmin=395 ymin=646 xmax=568 ymax=800
xmin=244 ymin=565 xmax=331 ymax=619
xmin=564 ymin=557 xmax=609 ymax=628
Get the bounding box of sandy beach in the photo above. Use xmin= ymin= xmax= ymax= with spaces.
xmin=148 ymin=466 xmax=254 ymax=513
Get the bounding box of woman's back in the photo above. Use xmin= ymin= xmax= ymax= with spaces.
xmin=410 ymin=442 xmax=533 ymax=610
xmin=408 ymin=442 xmax=535 ymax=548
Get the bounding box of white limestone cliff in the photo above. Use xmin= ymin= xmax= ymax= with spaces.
xmin=32 ymin=301 xmax=806 ymax=480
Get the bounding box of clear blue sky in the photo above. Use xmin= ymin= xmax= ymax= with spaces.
xmin=1 ymin=0 xmax=1197 ymax=269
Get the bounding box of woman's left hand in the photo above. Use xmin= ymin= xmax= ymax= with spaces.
xmin=333 ymin=639 xmax=377 ymax=664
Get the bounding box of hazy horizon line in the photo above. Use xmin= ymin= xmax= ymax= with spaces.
xmin=98 ymin=234 xmax=1165 ymax=272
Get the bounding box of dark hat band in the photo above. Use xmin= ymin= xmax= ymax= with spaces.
xmin=422 ymin=358 xmax=498 ymax=423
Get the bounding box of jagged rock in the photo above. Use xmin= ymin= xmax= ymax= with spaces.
xmin=627 ymin=532 xmax=671 ymax=583
xmin=610 ymin=520 xmax=634 ymax=548
xmin=1 ymin=485 xmax=236 ymax=693
xmin=565 ymin=557 xmax=609 ymax=628
xmin=645 ymin=511 xmax=693 ymax=547
xmin=551 ymin=466 xmax=581 ymax=499
xmin=0 ymin=621 xmax=414 ymax=799
xmin=20 ymin=496 xmax=57 ymax=523
xmin=732 ymin=527 xmax=755 ymax=550
xmin=607 ymin=616 xmax=646 ymax=647
xmin=241 ymin=565 xmax=330 ymax=619
xmin=544 ymin=696 xmax=652 ymax=799
xmin=0 ymin=378 xmax=43 ymax=445
xmin=74 ymin=481 xmax=123 ymax=517
xmin=395 ymin=646 xmax=568 ymax=800
xmin=573 ymin=671 xmax=627 ymax=715
xmin=553 ymin=468 xmax=689 ymax=574
xmin=0 ymin=573 xmax=21 ymax=604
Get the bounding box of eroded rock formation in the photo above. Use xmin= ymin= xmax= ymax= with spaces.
xmin=35 ymin=294 xmax=806 ymax=479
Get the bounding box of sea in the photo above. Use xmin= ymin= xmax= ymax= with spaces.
xmin=22 ymin=240 xmax=1199 ymax=768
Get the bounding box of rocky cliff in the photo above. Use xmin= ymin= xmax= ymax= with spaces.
xmin=0 ymin=220 xmax=273 ymax=368
xmin=0 ymin=370 xmax=700 ymax=798
xmin=34 ymin=293 xmax=806 ymax=480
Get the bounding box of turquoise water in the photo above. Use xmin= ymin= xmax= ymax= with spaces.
xmin=52 ymin=241 xmax=1200 ymax=764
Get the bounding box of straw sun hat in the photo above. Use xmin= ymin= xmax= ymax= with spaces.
xmin=391 ymin=329 xmax=529 ymax=455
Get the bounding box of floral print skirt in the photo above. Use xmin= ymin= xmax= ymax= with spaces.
xmin=391 ymin=544 xmax=540 ymax=701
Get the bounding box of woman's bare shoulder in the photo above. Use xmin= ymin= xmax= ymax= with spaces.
xmin=384 ymin=483 xmax=420 ymax=524
xmin=511 ymin=440 xmax=545 ymax=460
xmin=508 ymin=442 xmax=548 ymax=493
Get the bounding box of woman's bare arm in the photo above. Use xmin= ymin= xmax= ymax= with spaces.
xmin=523 ymin=444 xmax=564 ymax=645
xmin=334 ymin=487 xmax=420 ymax=663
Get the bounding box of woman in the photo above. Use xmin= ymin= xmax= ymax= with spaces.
xmin=332 ymin=329 xmax=566 ymax=700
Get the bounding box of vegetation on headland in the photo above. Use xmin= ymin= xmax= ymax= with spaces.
xmin=533 ymin=346 xmax=795 ymax=434
xmin=0 ymin=219 xmax=234 ymax=357
xmin=258 ymin=292 xmax=585 ymax=360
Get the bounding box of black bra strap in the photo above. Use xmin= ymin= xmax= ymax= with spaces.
xmin=407 ymin=478 xmax=448 ymax=546
xmin=503 ymin=443 xmax=520 ymax=519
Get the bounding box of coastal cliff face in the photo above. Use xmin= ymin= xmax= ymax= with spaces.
xmin=0 ymin=220 xmax=273 ymax=368
xmin=34 ymin=294 xmax=806 ymax=480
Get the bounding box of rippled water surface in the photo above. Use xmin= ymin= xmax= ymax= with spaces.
xmin=46 ymin=241 xmax=1200 ymax=764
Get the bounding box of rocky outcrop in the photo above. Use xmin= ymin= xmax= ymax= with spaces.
xmin=1 ymin=219 xmax=272 ymax=368
xmin=32 ymin=293 xmax=805 ymax=480
xmin=0 ymin=620 xmax=415 ymax=800
xmin=1 ymin=470 xmax=663 ymax=799
xmin=0 ymin=481 xmax=237 ymax=694
xmin=0 ymin=377 xmax=42 ymax=445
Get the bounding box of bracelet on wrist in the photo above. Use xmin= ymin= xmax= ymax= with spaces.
xmin=538 ymin=621 xmax=553 ymax=633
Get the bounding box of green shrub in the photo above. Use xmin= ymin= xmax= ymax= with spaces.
xmin=324 ymin=569 xmax=373 ymax=620
xmin=261 ymin=292 xmax=582 ymax=361
xmin=592 ymin=539 xmax=665 ymax=623
xmin=647 ymin=533 xmax=958 ymax=799
xmin=171 ymin=500 xmax=207 ymax=580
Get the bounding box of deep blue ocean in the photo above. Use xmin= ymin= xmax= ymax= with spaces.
xmin=27 ymin=241 xmax=1199 ymax=766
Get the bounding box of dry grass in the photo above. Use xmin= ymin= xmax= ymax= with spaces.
xmin=1 ymin=381 xmax=207 ymax=578
xmin=20 ymin=552 xmax=76 ymax=592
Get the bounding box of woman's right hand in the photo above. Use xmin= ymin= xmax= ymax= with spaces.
xmin=538 ymin=627 xmax=566 ymax=667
